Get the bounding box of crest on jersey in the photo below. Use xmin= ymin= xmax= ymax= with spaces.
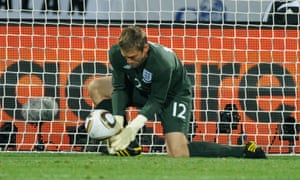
xmin=142 ymin=69 xmax=152 ymax=83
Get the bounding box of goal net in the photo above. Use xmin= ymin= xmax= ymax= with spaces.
xmin=0 ymin=0 xmax=299 ymax=155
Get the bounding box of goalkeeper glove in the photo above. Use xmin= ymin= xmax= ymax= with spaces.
xmin=114 ymin=115 xmax=125 ymax=128
xmin=107 ymin=115 xmax=125 ymax=155
xmin=110 ymin=114 xmax=147 ymax=151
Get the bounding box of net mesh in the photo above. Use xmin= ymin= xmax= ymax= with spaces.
xmin=0 ymin=0 xmax=299 ymax=155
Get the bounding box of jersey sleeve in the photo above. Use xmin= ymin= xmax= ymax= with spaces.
xmin=109 ymin=45 xmax=129 ymax=116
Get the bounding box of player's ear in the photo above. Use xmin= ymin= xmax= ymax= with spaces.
xmin=143 ymin=43 xmax=150 ymax=53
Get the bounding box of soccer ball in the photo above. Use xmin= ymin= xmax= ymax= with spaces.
xmin=85 ymin=109 xmax=121 ymax=140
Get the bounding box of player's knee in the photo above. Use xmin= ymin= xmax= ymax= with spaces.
xmin=87 ymin=79 xmax=99 ymax=99
xmin=167 ymin=149 xmax=189 ymax=158
xmin=165 ymin=132 xmax=190 ymax=158
xmin=87 ymin=77 xmax=113 ymax=105
xmin=166 ymin=145 xmax=190 ymax=158
xmin=87 ymin=79 xmax=95 ymax=95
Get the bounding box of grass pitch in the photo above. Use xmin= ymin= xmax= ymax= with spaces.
xmin=0 ymin=153 xmax=299 ymax=180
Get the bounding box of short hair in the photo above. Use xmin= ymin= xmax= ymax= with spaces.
xmin=118 ymin=26 xmax=147 ymax=52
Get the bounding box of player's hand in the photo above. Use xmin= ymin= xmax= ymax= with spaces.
xmin=110 ymin=126 xmax=137 ymax=151
xmin=110 ymin=114 xmax=147 ymax=151
xmin=105 ymin=115 xmax=125 ymax=155
xmin=114 ymin=115 xmax=125 ymax=129
xmin=107 ymin=140 xmax=117 ymax=155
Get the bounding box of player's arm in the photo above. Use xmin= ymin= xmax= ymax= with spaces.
xmin=111 ymin=65 xmax=173 ymax=151
xmin=140 ymin=45 xmax=177 ymax=118
xmin=109 ymin=46 xmax=129 ymax=118
xmin=111 ymin=69 xmax=129 ymax=117
xmin=139 ymin=67 xmax=172 ymax=118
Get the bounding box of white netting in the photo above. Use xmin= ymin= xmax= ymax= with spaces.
xmin=0 ymin=0 xmax=299 ymax=154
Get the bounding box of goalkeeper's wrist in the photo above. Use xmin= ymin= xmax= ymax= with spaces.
xmin=127 ymin=114 xmax=147 ymax=132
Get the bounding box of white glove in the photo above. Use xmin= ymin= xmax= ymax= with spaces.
xmin=107 ymin=115 xmax=125 ymax=155
xmin=114 ymin=115 xmax=125 ymax=129
xmin=110 ymin=114 xmax=147 ymax=151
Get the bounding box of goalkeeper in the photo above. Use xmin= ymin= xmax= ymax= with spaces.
xmin=88 ymin=26 xmax=266 ymax=158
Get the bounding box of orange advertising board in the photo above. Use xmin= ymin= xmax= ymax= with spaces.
xmin=0 ymin=25 xmax=299 ymax=153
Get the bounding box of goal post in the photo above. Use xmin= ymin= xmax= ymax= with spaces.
xmin=0 ymin=0 xmax=300 ymax=155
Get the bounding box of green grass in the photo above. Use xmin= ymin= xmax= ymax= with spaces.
xmin=0 ymin=153 xmax=299 ymax=180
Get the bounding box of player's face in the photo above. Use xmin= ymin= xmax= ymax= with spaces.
xmin=121 ymin=44 xmax=149 ymax=68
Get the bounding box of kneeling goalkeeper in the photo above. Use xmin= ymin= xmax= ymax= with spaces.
xmin=88 ymin=26 xmax=266 ymax=158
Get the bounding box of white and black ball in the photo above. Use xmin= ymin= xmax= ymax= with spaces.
xmin=85 ymin=109 xmax=121 ymax=140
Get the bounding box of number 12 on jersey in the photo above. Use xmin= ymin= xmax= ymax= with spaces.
xmin=172 ymin=102 xmax=187 ymax=119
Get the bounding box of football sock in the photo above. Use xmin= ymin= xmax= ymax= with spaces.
xmin=188 ymin=141 xmax=244 ymax=158
xmin=94 ymin=99 xmax=113 ymax=112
